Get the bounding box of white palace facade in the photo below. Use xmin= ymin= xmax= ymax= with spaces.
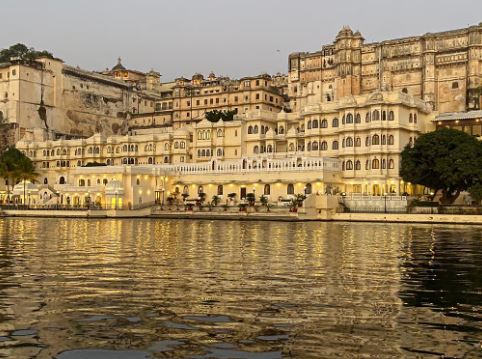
xmin=12 ymin=90 xmax=434 ymax=208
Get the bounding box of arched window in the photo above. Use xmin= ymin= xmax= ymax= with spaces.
xmin=365 ymin=160 xmax=370 ymax=170
xmin=287 ymin=183 xmax=294 ymax=195
xmin=388 ymin=135 xmax=394 ymax=145
xmin=409 ymin=114 xmax=413 ymax=123
xmin=388 ymin=111 xmax=395 ymax=121
xmin=355 ymin=137 xmax=361 ymax=147
xmin=307 ymin=120 xmax=312 ymax=129
xmin=148 ymin=157 xmax=153 ymax=164
xmin=312 ymin=119 xmax=319 ymax=128
xmin=414 ymin=114 xmax=418 ymax=123
xmin=382 ymin=111 xmax=387 ymax=121
xmin=217 ymin=129 xmax=223 ymax=137
xmin=372 ymin=110 xmax=380 ymax=121
xmin=267 ymin=145 xmax=273 ymax=153
xmin=59 ymin=176 xmax=65 ymax=184
xmin=346 ymin=113 xmax=353 ymax=124
xmin=312 ymin=141 xmax=318 ymax=150
xmin=217 ymin=148 xmax=223 ymax=156
xmin=402 ymin=87 xmax=408 ymax=94
xmin=164 ymin=143 xmax=169 ymax=150
xmin=307 ymin=142 xmax=312 ymax=151
xmin=355 ymin=160 xmax=361 ymax=170
xmin=365 ymin=112 xmax=371 ymax=122
xmin=180 ymin=141 xmax=185 ymax=149
xmin=320 ymin=141 xmax=328 ymax=151
xmin=382 ymin=135 xmax=386 ymax=145
xmin=217 ymin=185 xmax=223 ymax=196
xmin=79 ymin=179 xmax=85 ymax=186
xmin=253 ymin=125 xmax=259 ymax=134
xmin=201 ymin=149 xmax=206 ymax=157
xmin=248 ymin=126 xmax=253 ymax=134
xmin=43 ymin=178 xmax=48 ymax=185
xmin=355 ymin=113 xmax=361 ymax=123
xmin=183 ymin=185 xmax=189 ymax=194
xmin=264 ymin=184 xmax=270 ymax=195
xmin=332 ymin=118 xmax=339 ymax=127
xmin=346 ymin=160 xmax=353 ymax=170
xmin=174 ymin=141 xmax=179 ymax=149
xmin=123 ymin=145 xmax=127 ymax=152
xmin=206 ymin=149 xmax=210 ymax=157
xmin=321 ymin=119 xmax=328 ymax=128
xmin=332 ymin=140 xmax=339 ymax=150
xmin=365 ymin=136 xmax=371 ymax=146
xmin=198 ymin=185 xmax=204 ymax=194
xmin=279 ymin=126 xmax=284 ymax=134
xmin=372 ymin=134 xmax=380 ymax=145
xmin=388 ymin=159 xmax=395 ymax=169
xmin=345 ymin=137 xmax=353 ymax=147
xmin=253 ymin=145 xmax=259 ymax=154
xmin=382 ymin=159 xmax=387 ymax=169
xmin=372 ymin=158 xmax=380 ymax=169
xmin=288 ymin=143 xmax=295 ymax=151
xmin=305 ymin=183 xmax=312 ymax=194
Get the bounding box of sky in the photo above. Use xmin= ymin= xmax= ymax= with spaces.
xmin=1 ymin=0 xmax=481 ymax=81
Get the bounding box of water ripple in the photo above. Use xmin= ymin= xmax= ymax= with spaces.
xmin=0 ymin=218 xmax=480 ymax=358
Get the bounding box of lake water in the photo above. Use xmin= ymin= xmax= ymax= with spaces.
xmin=0 ymin=218 xmax=480 ymax=358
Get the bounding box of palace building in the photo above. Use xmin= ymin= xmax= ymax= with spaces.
xmin=288 ymin=24 xmax=482 ymax=114
xmin=6 ymin=24 xmax=482 ymax=208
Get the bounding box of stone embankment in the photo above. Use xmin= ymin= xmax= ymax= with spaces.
xmin=1 ymin=207 xmax=482 ymax=224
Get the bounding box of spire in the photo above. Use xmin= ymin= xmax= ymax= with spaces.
xmin=112 ymin=56 xmax=126 ymax=71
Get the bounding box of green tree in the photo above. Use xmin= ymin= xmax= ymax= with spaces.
xmin=0 ymin=147 xmax=38 ymax=204
xmin=205 ymin=110 xmax=237 ymax=122
xmin=0 ymin=43 xmax=53 ymax=63
xmin=400 ymin=128 xmax=482 ymax=204
xmin=468 ymin=183 xmax=482 ymax=205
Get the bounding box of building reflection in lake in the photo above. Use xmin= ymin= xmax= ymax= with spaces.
xmin=0 ymin=219 xmax=480 ymax=358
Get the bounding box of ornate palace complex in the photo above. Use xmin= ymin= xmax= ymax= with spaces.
xmin=7 ymin=24 xmax=482 ymax=208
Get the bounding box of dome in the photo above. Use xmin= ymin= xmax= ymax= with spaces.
xmin=112 ymin=57 xmax=126 ymax=71
xmin=192 ymin=73 xmax=204 ymax=80
xmin=336 ymin=25 xmax=354 ymax=39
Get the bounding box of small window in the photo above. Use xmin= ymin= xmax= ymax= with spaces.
xmin=452 ymin=82 xmax=459 ymax=89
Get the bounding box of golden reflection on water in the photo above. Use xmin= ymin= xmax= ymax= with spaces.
xmin=0 ymin=219 xmax=480 ymax=358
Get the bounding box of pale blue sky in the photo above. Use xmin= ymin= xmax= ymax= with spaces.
xmin=2 ymin=0 xmax=481 ymax=80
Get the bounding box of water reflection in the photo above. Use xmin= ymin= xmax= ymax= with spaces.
xmin=0 ymin=218 xmax=480 ymax=358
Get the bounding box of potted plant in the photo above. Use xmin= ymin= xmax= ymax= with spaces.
xmin=246 ymin=193 xmax=256 ymax=206
xmin=260 ymin=195 xmax=269 ymax=212
xmin=289 ymin=198 xmax=298 ymax=212
xmin=296 ymin=193 xmax=306 ymax=207
xmin=211 ymin=195 xmax=220 ymax=207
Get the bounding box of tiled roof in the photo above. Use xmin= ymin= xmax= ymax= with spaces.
xmin=435 ymin=110 xmax=482 ymax=121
